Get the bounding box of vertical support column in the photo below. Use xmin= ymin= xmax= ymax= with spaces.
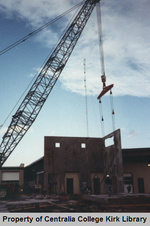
xmin=103 ymin=129 xmax=124 ymax=194
xmin=114 ymin=129 xmax=124 ymax=193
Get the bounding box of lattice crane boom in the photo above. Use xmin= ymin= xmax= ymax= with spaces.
xmin=0 ymin=0 xmax=100 ymax=167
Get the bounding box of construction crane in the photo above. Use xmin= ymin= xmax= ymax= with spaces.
xmin=0 ymin=0 xmax=100 ymax=167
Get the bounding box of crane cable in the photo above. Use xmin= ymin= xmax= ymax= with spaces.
xmin=96 ymin=2 xmax=105 ymax=77
xmin=110 ymin=89 xmax=115 ymax=132
xmin=98 ymin=99 xmax=105 ymax=137
xmin=96 ymin=2 xmax=115 ymax=134
xmin=0 ymin=1 xmax=84 ymax=56
xmin=0 ymin=70 xmax=40 ymax=129
xmin=96 ymin=2 xmax=105 ymax=136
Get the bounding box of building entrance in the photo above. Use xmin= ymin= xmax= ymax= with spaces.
xmin=138 ymin=178 xmax=145 ymax=193
xmin=93 ymin=178 xmax=100 ymax=194
xmin=67 ymin=178 xmax=73 ymax=194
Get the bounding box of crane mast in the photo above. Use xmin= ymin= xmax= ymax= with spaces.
xmin=0 ymin=0 xmax=100 ymax=167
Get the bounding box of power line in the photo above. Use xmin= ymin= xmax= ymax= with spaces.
xmin=0 ymin=1 xmax=84 ymax=56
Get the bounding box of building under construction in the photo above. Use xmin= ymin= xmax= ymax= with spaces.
xmin=43 ymin=129 xmax=123 ymax=195
xmin=24 ymin=132 xmax=150 ymax=196
xmin=44 ymin=129 xmax=123 ymax=195
xmin=0 ymin=1 xmax=150 ymax=210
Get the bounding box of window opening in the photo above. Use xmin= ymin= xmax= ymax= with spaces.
xmin=55 ymin=142 xmax=60 ymax=148
xmin=81 ymin=143 xmax=86 ymax=148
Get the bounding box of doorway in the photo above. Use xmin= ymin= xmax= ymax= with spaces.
xmin=93 ymin=178 xmax=100 ymax=194
xmin=138 ymin=178 xmax=145 ymax=193
xmin=67 ymin=178 xmax=73 ymax=194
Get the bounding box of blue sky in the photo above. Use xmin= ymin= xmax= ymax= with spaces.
xmin=0 ymin=0 xmax=150 ymax=166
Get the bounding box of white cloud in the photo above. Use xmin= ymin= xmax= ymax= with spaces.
xmin=0 ymin=0 xmax=150 ymax=97
xmin=28 ymin=67 xmax=42 ymax=78
xmin=127 ymin=130 xmax=139 ymax=139
xmin=0 ymin=127 xmax=7 ymax=137
xmin=0 ymin=0 xmax=77 ymax=25
xmin=60 ymin=0 xmax=150 ymax=97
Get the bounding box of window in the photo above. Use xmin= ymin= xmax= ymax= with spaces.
xmin=105 ymin=136 xmax=114 ymax=147
xmin=81 ymin=143 xmax=86 ymax=148
xmin=55 ymin=142 xmax=60 ymax=148
xmin=2 ymin=172 xmax=19 ymax=181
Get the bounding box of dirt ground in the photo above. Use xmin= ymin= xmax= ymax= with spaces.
xmin=1 ymin=193 xmax=150 ymax=212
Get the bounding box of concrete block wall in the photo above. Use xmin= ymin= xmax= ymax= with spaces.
xmin=44 ymin=136 xmax=104 ymax=193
